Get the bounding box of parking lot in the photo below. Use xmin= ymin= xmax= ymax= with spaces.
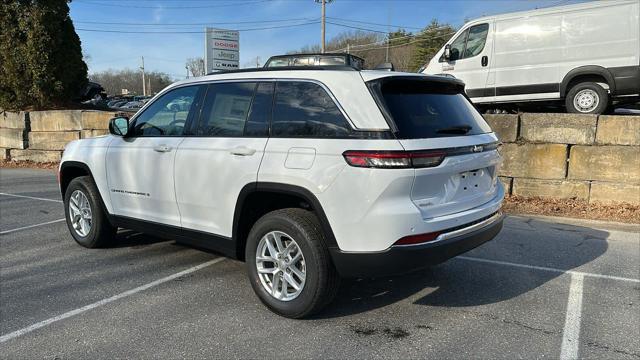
xmin=0 ymin=168 xmax=638 ymax=359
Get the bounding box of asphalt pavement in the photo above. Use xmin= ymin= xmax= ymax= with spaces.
xmin=0 ymin=168 xmax=638 ymax=359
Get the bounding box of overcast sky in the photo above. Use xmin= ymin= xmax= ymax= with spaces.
xmin=70 ymin=0 xmax=583 ymax=80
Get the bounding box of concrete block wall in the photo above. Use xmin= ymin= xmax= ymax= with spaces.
xmin=484 ymin=113 xmax=640 ymax=205
xmin=1 ymin=110 xmax=638 ymax=205
xmin=0 ymin=110 xmax=115 ymax=163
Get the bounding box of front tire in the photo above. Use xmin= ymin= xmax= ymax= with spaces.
xmin=64 ymin=176 xmax=116 ymax=248
xmin=566 ymin=82 xmax=609 ymax=114
xmin=246 ymin=208 xmax=340 ymax=318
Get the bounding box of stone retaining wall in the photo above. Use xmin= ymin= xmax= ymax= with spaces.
xmin=484 ymin=113 xmax=640 ymax=205
xmin=1 ymin=110 xmax=113 ymax=163
xmin=1 ymin=110 xmax=638 ymax=205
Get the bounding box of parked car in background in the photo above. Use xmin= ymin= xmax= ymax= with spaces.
xmin=422 ymin=0 xmax=640 ymax=114
xmin=120 ymin=101 xmax=143 ymax=109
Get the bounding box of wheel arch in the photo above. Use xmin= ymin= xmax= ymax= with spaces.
xmin=560 ymin=66 xmax=615 ymax=97
xmin=59 ymin=161 xmax=93 ymax=198
xmin=232 ymin=182 xmax=338 ymax=261
xmin=59 ymin=161 xmax=113 ymax=220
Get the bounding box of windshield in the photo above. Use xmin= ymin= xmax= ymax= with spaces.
xmin=368 ymin=78 xmax=491 ymax=139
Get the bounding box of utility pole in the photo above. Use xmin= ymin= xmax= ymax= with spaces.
xmin=140 ymin=56 xmax=146 ymax=96
xmin=346 ymin=43 xmax=350 ymax=54
xmin=148 ymin=77 xmax=151 ymax=95
xmin=385 ymin=4 xmax=391 ymax=62
xmin=316 ymin=0 xmax=333 ymax=53
xmin=185 ymin=65 xmax=189 ymax=79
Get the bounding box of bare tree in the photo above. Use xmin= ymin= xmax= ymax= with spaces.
xmin=90 ymin=68 xmax=173 ymax=96
xmin=186 ymin=57 xmax=205 ymax=77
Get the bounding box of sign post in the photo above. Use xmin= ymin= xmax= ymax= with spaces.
xmin=205 ymin=28 xmax=239 ymax=73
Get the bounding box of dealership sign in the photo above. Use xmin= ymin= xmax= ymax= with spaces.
xmin=205 ymin=28 xmax=239 ymax=73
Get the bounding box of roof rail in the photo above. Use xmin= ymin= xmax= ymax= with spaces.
xmin=206 ymin=65 xmax=357 ymax=76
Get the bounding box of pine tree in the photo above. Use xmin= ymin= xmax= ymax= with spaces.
xmin=409 ymin=20 xmax=458 ymax=72
xmin=0 ymin=0 xmax=87 ymax=110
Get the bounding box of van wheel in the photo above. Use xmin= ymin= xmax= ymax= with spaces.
xmin=64 ymin=176 xmax=117 ymax=248
xmin=245 ymin=208 xmax=340 ymax=318
xmin=566 ymin=82 xmax=608 ymax=114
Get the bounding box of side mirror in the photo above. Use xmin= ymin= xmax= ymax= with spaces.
xmin=444 ymin=44 xmax=451 ymax=60
xmin=109 ymin=117 xmax=129 ymax=137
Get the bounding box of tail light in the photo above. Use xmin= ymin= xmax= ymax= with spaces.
xmin=342 ymin=150 xmax=445 ymax=169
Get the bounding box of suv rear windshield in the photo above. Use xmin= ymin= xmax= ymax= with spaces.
xmin=368 ymin=77 xmax=491 ymax=139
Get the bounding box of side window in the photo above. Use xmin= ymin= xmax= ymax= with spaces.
xmin=448 ymin=29 xmax=468 ymax=61
xmin=132 ymin=85 xmax=202 ymax=137
xmin=463 ymin=23 xmax=489 ymax=58
xmin=244 ymin=82 xmax=273 ymax=137
xmin=197 ymin=82 xmax=255 ymax=137
xmin=272 ymin=81 xmax=352 ymax=138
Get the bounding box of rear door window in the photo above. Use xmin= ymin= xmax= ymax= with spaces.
xmin=369 ymin=78 xmax=491 ymax=139
xmin=272 ymin=81 xmax=352 ymax=138
xmin=197 ymin=82 xmax=256 ymax=137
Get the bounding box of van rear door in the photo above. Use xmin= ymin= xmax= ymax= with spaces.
xmin=367 ymin=76 xmax=502 ymax=219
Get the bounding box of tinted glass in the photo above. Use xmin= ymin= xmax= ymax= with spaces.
xmin=272 ymin=82 xmax=352 ymax=138
xmin=244 ymin=82 xmax=273 ymax=137
xmin=464 ymin=24 xmax=489 ymax=58
xmin=197 ymin=82 xmax=255 ymax=137
xmin=132 ymin=85 xmax=202 ymax=136
xmin=373 ymin=79 xmax=491 ymax=139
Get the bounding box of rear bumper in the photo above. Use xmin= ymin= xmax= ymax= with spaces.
xmin=329 ymin=212 xmax=504 ymax=278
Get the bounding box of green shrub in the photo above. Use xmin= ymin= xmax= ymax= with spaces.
xmin=0 ymin=0 xmax=87 ymax=110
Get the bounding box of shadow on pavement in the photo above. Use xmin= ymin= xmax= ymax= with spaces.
xmin=314 ymin=216 xmax=609 ymax=319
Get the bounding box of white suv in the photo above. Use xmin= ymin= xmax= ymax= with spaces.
xmin=59 ymin=61 xmax=504 ymax=318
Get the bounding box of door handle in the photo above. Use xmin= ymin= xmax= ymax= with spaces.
xmin=153 ymin=144 xmax=172 ymax=153
xmin=481 ymin=56 xmax=488 ymax=67
xmin=230 ymin=146 xmax=256 ymax=156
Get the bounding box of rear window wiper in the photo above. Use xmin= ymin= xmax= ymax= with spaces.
xmin=436 ymin=125 xmax=472 ymax=134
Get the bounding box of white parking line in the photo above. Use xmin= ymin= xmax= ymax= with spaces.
xmin=0 ymin=219 xmax=66 ymax=235
xmin=0 ymin=192 xmax=62 ymax=203
xmin=0 ymin=257 xmax=225 ymax=344
xmin=560 ymin=273 xmax=584 ymax=360
xmin=458 ymin=256 xmax=640 ymax=283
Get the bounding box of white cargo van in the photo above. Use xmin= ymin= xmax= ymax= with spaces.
xmin=422 ymin=0 xmax=640 ymax=114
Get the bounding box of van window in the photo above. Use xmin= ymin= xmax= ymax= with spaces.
xmin=272 ymin=81 xmax=352 ymax=138
xmin=369 ymin=78 xmax=492 ymax=139
xmin=441 ymin=23 xmax=490 ymax=62
xmin=448 ymin=30 xmax=468 ymax=61
xmin=464 ymin=24 xmax=489 ymax=58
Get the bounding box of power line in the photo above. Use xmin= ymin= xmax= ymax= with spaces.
xmin=327 ymin=16 xmax=422 ymax=30
xmin=75 ymin=21 xmax=321 ymax=34
xmin=340 ymin=31 xmax=456 ymax=53
xmin=74 ymin=0 xmax=269 ymax=9
xmin=325 ymin=21 xmax=389 ymax=34
xmin=74 ymin=17 xmax=315 ymax=26
xmin=335 ymin=23 xmax=457 ymax=51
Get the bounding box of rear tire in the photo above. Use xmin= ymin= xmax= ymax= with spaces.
xmin=245 ymin=208 xmax=340 ymax=318
xmin=565 ymin=82 xmax=609 ymax=114
xmin=63 ymin=176 xmax=116 ymax=248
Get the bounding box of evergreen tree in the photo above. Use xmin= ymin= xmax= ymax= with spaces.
xmin=0 ymin=0 xmax=87 ymax=110
xmin=409 ymin=20 xmax=457 ymax=72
